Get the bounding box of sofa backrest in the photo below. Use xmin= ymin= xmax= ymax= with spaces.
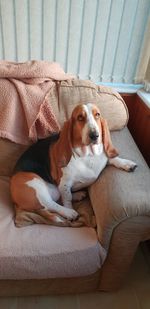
xmin=0 ymin=79 xmax=128 ymax=176
xmin=51 ymin=79 xmax=128 ymax=130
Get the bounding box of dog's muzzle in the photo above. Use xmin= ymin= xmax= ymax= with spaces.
xmin=89 ymin=130 xmax=99 ymax=143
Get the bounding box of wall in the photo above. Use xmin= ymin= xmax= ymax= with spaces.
xmin=122 ymin=93 xmax=150 ymax=167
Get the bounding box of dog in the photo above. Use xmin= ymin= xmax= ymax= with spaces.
xmin=10 ymin=103 xmax=137 ymax=224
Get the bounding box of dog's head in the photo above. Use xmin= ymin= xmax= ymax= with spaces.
xmin=70 ymin=103 xmax=118 ymax=157
xmin=51 ymin=103 xmax=118 ymax=181
xmin=71 ymin=103 xmax=102 ymax=146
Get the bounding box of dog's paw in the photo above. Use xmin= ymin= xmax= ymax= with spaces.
xmin=122 ymin=160 xmax=137 ymax=172
xmin=62 ymin=208 xmax=79 ymax=221
xmin=72 ymin=190 xmax=87 ymax=202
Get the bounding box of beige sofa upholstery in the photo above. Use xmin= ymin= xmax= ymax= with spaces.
xmin=0 ymin=79 xmax=150 ymax=296
xmin=0 ymin=177 xmax=106 ymax=279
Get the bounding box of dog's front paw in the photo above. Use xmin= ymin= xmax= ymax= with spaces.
xmin=63 ymin=208 xmax=79 ymax=221
xmin=122 ymin=160 xmax=137 ymax=172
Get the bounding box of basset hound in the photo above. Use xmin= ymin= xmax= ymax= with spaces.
xmin=10 ymin=103 xmax=137 ymax=224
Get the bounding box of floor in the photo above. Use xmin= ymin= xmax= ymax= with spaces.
xmin=0 ymin=245 xmax=150 ymax=309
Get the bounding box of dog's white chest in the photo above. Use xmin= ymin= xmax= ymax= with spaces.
xmin=61 ymin=144 xmax=108 ymax=190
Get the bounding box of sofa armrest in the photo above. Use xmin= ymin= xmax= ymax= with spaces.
xmin=99 ymin=216 xmax=150 ymax=291
xmin=89 ymin=127 xmax=150 ymax=250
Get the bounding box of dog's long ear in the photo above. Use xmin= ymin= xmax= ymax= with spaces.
xmin=101 ymin=118 xmax=118 ymax=158
xmin=57 ymin=119 xmax=73 ymax=167
xmin=50 ymin=119 xmax=73 ymax=184
xmin=51 ymin=119 xmax=73 ymax=168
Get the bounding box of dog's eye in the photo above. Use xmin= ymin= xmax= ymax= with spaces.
xmin=77 ymin=115 xmax=85 ymax=122
xmin=95 ymin=112 xmax=100 ymax=119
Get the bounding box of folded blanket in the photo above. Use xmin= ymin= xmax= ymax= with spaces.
xmin=0 ymin=61 xmax=73 ymax=145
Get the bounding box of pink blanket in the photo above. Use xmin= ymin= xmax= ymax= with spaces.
xmin=0 ymin=61 xmax=73 ymax=145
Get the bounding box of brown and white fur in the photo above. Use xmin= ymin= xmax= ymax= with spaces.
xmin=10 ymin=103 xmax=137 ymax=224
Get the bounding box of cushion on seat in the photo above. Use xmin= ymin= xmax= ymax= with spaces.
xmin=0 ymin=176 xmax=106 ymax=280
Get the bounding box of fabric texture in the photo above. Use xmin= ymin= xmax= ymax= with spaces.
xmin=0 ymin=61 xmax=74 ymax=145
xmin=50 ymin=79 xmax=128 ymax=130
xmin=0 ymin=176 xmax=106 ymax=280
xmin=0 ymin=271 xmax=101 ymax=296
xmin=0 ymin=139 xmax=27 ymax=176
xmin=99 ymin=216 xmax=150 ymax=291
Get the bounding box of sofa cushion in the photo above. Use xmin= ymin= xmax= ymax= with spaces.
xmin=0 ymin=139 xmax=27 ymax=176
xmin=0 ymin=176 xmax=106 ymax=280
xmin=51 ymin=79 xmax=128 ymax=130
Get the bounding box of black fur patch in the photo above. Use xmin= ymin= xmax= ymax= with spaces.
xmin=14 ymin=133 xmax=60 ymax=183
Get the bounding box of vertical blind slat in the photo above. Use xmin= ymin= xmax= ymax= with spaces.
xmin=0 ymin=0 xmax=149 ymax=83
xmin=0 ymin=0 xmax=16 ymax=60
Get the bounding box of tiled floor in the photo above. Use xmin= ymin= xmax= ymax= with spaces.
xmin=0 ymin=245 xmax=150 ymax=309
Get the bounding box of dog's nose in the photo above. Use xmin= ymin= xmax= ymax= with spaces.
xmin=89 ymin=131 xmax=99 ymax=141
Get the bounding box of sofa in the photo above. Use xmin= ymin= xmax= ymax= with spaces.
xmin=0 ymin=78 xmax=150 ymax=296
